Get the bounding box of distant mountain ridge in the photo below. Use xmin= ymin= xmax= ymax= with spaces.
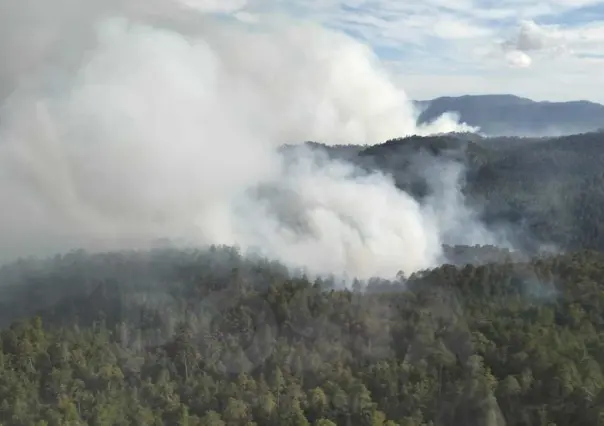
xmin=414 ymin=94 xmax=604 ymax=137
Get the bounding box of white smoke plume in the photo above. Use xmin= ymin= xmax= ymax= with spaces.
xmin=0 ymin=0 xmax=483 ymax=279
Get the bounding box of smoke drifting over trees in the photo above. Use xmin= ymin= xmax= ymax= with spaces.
xmin=0 ymin=0 xmax=484 ymax=279
xmin=4 ymin=2 xmax=604 ymax=426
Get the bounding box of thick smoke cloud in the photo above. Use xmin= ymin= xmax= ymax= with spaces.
xmin=0 ymin=0 xmax=485 ymax=279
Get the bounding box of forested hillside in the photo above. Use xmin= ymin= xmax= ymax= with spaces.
xmin=309 ymin=130 xmax=604 ymax=253
xmin=2 ymin=246 xmax=604 ymax=425
xmin=4 ymin=131 xmax=604 ymax=425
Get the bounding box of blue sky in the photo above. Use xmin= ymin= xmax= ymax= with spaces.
xmin=186 ymin=0 xmax=604 ymax=102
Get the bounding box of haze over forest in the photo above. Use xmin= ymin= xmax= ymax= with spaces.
xmin=1 ymin=0 xmax=604 ymax=425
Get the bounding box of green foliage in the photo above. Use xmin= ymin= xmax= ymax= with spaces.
xmin=1 ymin=247 xmax=604 ymax=425
xmin=3 ymin=126 xmax=604 ymax=425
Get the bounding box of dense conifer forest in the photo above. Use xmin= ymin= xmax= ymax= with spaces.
xmin=3 ymin=131 xmax=604 ymax=425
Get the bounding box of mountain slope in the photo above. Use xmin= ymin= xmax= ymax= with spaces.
xmin=304 ymin=130 xmax=604 ymax=252
xmin=415 ymin=94 xmax=604 ymax=137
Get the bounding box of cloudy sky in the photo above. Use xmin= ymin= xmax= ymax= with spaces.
xmin=185 ymin=0 xmax=604 ymax=103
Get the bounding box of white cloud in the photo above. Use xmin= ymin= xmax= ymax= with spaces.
xmin=550 ymin=0 xmax=603 ymax=8
xmin=431 ymin=17 xmax=494 ymax=40
xmin=262 ymin=0 xmax=604 ymax=102
xmin=504 ymin=20 xmax=566 ymax=52
xmin=499 ymin=18 xmax=604 ymax=70
xmin=3 ymin=0 xmax=604 ymax=108
xmin=505 ymin=49 xmax=533 ymax=67
xmin=173 ymin=0 xmax=247 ymax=13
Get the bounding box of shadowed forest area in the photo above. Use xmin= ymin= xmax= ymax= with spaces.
xmin=3 ymin=131 xmax=604 ymax=425
xmin=315 ymin=130 xmax=604 ymax=252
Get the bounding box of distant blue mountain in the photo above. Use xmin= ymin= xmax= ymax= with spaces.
xmin=415 ymin=94 xmax=604 ymax=137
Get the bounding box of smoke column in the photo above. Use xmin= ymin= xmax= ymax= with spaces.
xmin=0 ymin=0 xmax=481 ymax=279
